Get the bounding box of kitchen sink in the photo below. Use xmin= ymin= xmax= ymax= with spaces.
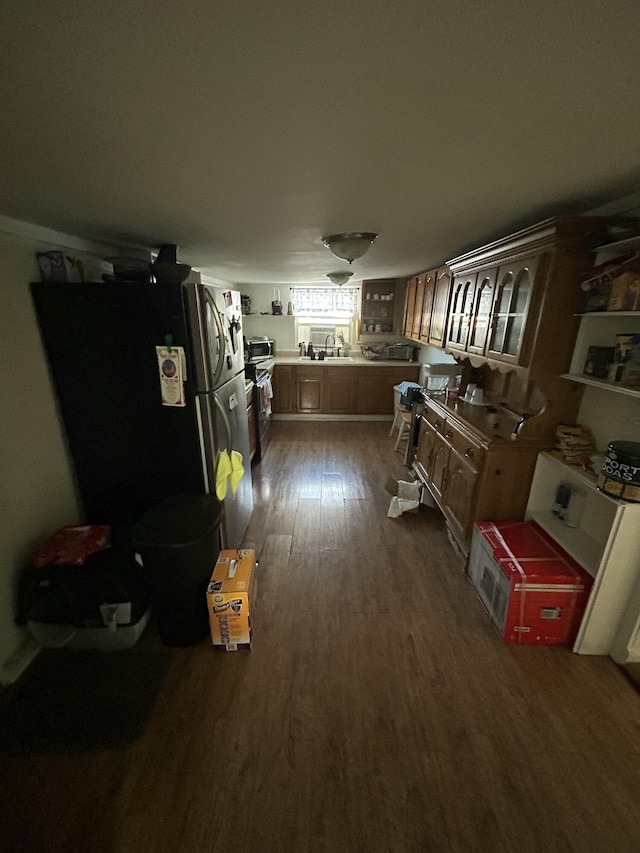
xmin=297 ymin=356 xmax=355 ymax=363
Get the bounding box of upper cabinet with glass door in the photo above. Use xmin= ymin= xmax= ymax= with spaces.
xmin=444 ymin=217 xmax=618 ymax=379
xmin=446 ymin=272 xmax=476 ymax=355
xmin=486 ymin=258 xmax=537 ymax=364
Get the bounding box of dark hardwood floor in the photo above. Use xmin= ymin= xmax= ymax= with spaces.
xmin=2 ymin=421 xmax=640 ymax=852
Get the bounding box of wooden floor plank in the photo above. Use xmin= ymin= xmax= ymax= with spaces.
xmin=2 ymin=420 xmax=640 ymax=853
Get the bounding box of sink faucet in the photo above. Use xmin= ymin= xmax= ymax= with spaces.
xmin=324 ymin=334 xmax=336 ymax=357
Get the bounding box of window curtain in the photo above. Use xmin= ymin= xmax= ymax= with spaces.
xmin=290 ymin=287 xmax=358 ymax=315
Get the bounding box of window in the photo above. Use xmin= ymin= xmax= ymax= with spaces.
xmin=291 ymin=286 xmax=359 ymax=349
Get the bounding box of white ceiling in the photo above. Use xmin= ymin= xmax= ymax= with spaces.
xmin=1 ymin=1 xmax=639 ymax=285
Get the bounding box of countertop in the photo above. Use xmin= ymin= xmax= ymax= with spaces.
xmin=274 ymin=353 xmax=420 ymax=367
xmin=422 ymin=391 xmax=526 ymax=444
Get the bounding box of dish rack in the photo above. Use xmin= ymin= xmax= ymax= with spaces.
xmin=360 ymin=343 xmax=387 ymax=360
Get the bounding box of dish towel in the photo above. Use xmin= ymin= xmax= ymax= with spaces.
xmin=260 ymin=376 xmax=273 ymax=416
xmin=396 ymin=381 xmax=421 ymax=396
xmin=230 ymin=450 xmax=245 ymax=495
xmin=216 ymin=450 xmax=232 ymax=500
xmin=216 ymin=449 xmax=245 ymax=500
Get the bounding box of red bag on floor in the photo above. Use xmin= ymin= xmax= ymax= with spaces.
xmin=32 ymin=525 xmax=112 ymax=567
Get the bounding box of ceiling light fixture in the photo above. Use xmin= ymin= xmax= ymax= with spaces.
xmin=326 ymin=271 xmax=354 ymax=286
xmin=321 ymin=232 xmax=378 ymax=264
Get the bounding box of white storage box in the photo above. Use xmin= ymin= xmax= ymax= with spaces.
xmin=420 ymin=363 xmax=461 ymax=391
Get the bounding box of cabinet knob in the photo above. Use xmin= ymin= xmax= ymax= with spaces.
xmin=445 ymin=430 xmax=453 ymax=439
xmin=464 ymin=447 xmax=475 ymax=458
xmin=434 ymin=419 xmax=442 ymax=428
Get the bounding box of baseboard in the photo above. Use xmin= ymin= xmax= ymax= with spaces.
xmin=0 ymin=635 xmax=41 ymax=687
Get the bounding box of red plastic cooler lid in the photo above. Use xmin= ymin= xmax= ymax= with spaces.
xmin=474 ymin=521 xmax=590 ymax=586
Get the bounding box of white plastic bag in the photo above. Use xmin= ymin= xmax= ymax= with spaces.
xmin=387 ymin=480 xmax=421 ymax=518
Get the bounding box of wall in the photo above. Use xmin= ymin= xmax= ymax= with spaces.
xmin=0 ymin=234 xmax=81 ymax=682
xmin=0 ymin=221 xmax=137 ymax=684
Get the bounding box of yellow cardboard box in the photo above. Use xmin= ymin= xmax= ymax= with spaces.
xmin=607 ymin=271 xmax=640 ymax=311
xmin=206 ymin=549 xmax=256 ymax=650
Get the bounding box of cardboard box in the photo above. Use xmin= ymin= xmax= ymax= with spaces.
xmin=612 ymin=333 xmax=640 ymax=388
xmin=583 ymin=345 xmax=615 ymax=380
xmin=607 ymin=270 xmax=640 ymax=312
xmin=35 ymin=250 xmax=113 ymax=283
xmin=206 ymin=549 xmax=256 ymax=650
xmin=36 ymin=251 xmax=84 ymax=282
xmin=469 ymin=521 xmax=593 ymax=645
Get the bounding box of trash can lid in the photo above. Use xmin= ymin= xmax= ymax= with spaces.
xmin=132 ymin=493 xmax=223 ymax=549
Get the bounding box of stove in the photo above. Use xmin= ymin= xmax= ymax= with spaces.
xmin=244 ymin=357 xmax=275 ymax=462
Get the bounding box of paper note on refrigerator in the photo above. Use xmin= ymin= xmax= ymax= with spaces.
xmin=156 ymin=346 xmax=186 ymax=407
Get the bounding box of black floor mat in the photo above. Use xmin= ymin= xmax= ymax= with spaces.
xmin=0 ymin=647 xmax=170 ymax=755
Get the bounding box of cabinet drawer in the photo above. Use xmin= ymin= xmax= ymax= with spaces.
xmin=442 ymin=419 xmax=484 ymax=469
xmin=424 ymin=404 xmax=446 ymax=434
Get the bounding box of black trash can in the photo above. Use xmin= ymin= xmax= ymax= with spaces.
xmin=131 ymin=493 xmax=222 ymax=646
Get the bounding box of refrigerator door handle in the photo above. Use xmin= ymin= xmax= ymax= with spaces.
xmin=204 ymin=289 xmax=227 ymax=389
xmin=215 ymin=392 xmax=233 ymax=450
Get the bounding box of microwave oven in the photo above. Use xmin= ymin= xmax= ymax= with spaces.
xmin=246 ymin=338 xmax=274 ymax=360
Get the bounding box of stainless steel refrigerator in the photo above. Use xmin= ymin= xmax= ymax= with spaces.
xmin=31 ymin=279 xmax=253 ymax=548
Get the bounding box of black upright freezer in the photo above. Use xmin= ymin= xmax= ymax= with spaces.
xmin=31 ymin=279 xmax=253 ymax=548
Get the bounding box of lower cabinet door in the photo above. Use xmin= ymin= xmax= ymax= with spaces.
xmin=272 ymin=366 xmax=294 ymax=413
xmin=326 ymin=368 xmax=355 ymax=414
xmin=414 ymin=416 xmax=436 ymax=484
xmin=442 ymin=446 xmax=479 ymax=547
xmin=297 ymin=374 xmax=323 ymax=413
xmin=356 ymin=374 xmax=383 ymax=413
xmin=430 ymin=433 xmax=450 ymax=504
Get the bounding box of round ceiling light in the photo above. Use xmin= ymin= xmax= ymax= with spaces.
xmin=326 ymin=271 xmax=354 ymax=286
xmin=321 ymin=232 xmax=378 ymax=264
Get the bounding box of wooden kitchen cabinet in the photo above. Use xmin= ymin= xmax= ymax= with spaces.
xmin=444 ymin=216 xmax=611 ymax=374
xmin=326 ymin=367 xmax=356 ymax=413
xmin=361 ymin=279 xmax=401 ymax=335
xmin=438 ymin=216 xmax=633 ymax=447
xmin=411 ymin=273 xmax=426 ymax=339
xmin=485 ymin=257 xmax=537 ymax=365
xmin=466 ymin=268 xmax=498 ymax=355
xmin=272 ymin=364 xmax=419 ymax=415
xmin=403 ymin=266 xmax=445 ymax=345
xmin=441 ymin=446 xmax=480 ymax=547
xmin=403 ymin=275 xmax=419 ymax=338
xmin=446 ymin=271 xmax=476 ymax=355
xmin=418 ymin=270 xmax=435 ymax=344
xmin=356 ymin=366 xmax=420 ymax=414
xmin=296 ymin=367 xmax=324 ymax=413
xmin=413 ymin=394 xmax=541 ymax=556
xmin=427 ymin=267 xmax=451 ymax=348
xmin=272 ymin=365 xmax=294 ymax=413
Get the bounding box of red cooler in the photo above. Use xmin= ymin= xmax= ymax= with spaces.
xmin=468 ymin=521 xmax=593 ymax=645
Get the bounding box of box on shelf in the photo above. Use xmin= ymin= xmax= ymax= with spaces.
xmin=36 ymin=250 xmax=113 ymax=283
xmin=552 ymin=424 xmax=596 ymax=465
xmin=608 ymin=270 xmax=640 ymax=312
xmin=583 ymin=345 xmax=615 ymax=380
xmin=468 ymin=521 xmax=593 ymax=645
xmin=612 ymin=333 xmax=640 ymax=388
xmin=206 ymin=549 xmax=256 ymax=650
